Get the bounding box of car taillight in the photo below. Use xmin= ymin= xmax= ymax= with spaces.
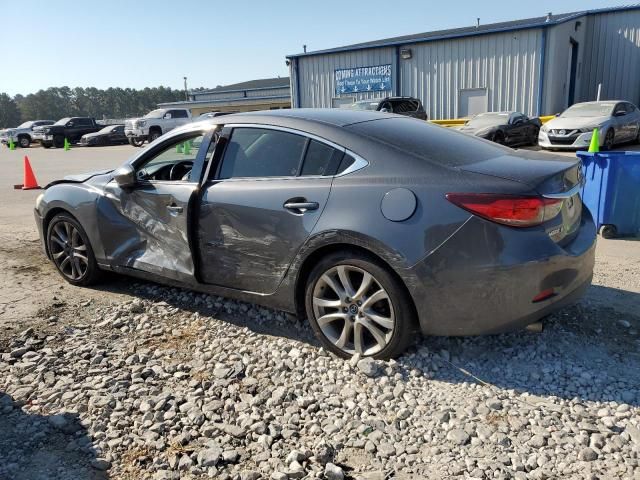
xmin=445 ymin=193 xmax=563 ymax=227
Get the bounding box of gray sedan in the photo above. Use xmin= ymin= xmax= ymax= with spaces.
xmin=34 ymin=109 xmax=596 ymax=359
xmin=539 ymin=100 xmax=640 ymax=150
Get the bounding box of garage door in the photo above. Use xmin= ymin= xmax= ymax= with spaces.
xmin=459 ymin=88 xmax=488 ymax=117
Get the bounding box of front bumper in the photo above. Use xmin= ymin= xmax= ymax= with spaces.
xmin=538 ymin=130 xmax=600 ymax=150
xmin=34 ymin=208 xmax=47 ymax=257
xmin=405 ymin=209 xmax=597 ymax=336
xmin=125 ymin=128 xmax=147 ymax=139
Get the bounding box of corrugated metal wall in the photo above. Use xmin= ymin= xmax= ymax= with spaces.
xmin=293 ymin=48 xmax=396 ymax=109
xmin=399 ymin=29 xmax=542 ymax=118
xmin=291 ymin=30 xmax=542 ymax=118
xmin=194 ymin=87 xmax=290 ymax=102
xmin=580 ymin=10 xmax=640 ymax=104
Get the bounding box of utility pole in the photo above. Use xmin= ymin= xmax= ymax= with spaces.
xmin=183 ymin=76 xmax=189 ymax=101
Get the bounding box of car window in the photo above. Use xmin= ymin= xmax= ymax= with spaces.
xmin=137 ymin=134 xmax=204 ymax=180
xmin=171 ymin=110 xmax=189 ymax=119
xmin=613 ymin=103 xmax=627 ymax=115
xmin=301 ymin=140 xmax=341 ymax=176
xmin=392 ymin=100 xmax=419 ymax=113
xmin=76 ymin=118 xmax=92 ymax=127
xmin=624 ymin=103 xmax=636 ymax=113
xmin=219 ymin=128 xmax=306 ymax=179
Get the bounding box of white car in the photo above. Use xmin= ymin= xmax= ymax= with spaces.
xmin=539 ymin=101 xmax=640 ymax=150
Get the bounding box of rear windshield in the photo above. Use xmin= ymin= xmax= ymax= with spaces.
xmin=347 ymin=117 xmax=510 ymax=166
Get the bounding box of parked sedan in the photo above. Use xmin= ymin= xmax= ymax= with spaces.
xmin=79 ymin=125 xmax=128 ymax=146
xmin=459 ymin=112 xmax=541 ymax=146
xmin=539 ymin=101 xmax=640 ymax=150
xmin=34 ymin=109 xmax=595 ymax=359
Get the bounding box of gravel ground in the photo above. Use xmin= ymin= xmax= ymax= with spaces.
xmin=1 ymin=276 xmax=639 ymax=480
xmin=1 ymin=146 xmax=640 ymax=479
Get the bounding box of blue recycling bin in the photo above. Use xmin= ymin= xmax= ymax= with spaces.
xmin=576 ymin=151 xmax=640 ymax=238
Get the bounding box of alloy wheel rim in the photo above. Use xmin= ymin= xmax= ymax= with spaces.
xmin=312 ymin=265 xmax=395 ymax=356
xmin=49 ymin=221 xmax=89 ymax=281
xmin=20 ymin=138 xmax=29 ymax=147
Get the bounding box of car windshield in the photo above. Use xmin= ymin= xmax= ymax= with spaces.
xmin=17 ymin=121 xmax=34 ymax=128
xmin=561 ymin=103 xmax=616 ymax=118
xmin=466 ymin=113 xmax=511 ymax=127
xmin=342 ymin=100 xmax=380 ymax=111
xmin=144 ymin=109 xmax=166 ymax=119
xmin=54 ymin=117 xmax=72 ymax=126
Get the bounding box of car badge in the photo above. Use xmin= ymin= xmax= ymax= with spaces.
xmin=559 ymin=129 xmax=566 ymax=135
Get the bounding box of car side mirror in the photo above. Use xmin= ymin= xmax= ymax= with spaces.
xmin=113 ymin=164 xmax=136 ymax=188
xmin=67 ymin=122 xmax=74 ymax=127
xmin=164 ymin=113 xmax=172 ymax=119
xmin=555 ymin=113 xmax=560 ymax=117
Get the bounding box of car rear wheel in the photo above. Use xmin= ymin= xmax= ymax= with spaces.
xmin=492 ymin=131 xmax=505 ymax=145
xmin=603 ymin=129 xmax=615 ymax=150
xmin=129 ymin=137 xmax=145 ymax=147
xmin=148 ymin=130 xmax=161 ymax=142
xmin=305 ymin=251 xmax=415 ymax=359
xmin=53 ymin=135 xmax=65 ymax=148
xmin=47 ymin=213 xmax=101 ymax=286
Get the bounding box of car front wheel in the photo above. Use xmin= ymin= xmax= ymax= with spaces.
xmin=603 ymin=129 xmax=615 ymax=150
xmin=305 ymin=251 xmax=415 ymax=359
xmin=47 ymin=213 xmax=101 ymax=286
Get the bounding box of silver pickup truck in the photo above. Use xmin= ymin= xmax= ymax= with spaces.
xmin=0 ymin=120 xmax=55 ymax=148
xmin=124 ymin=108 xmax=192 ymax=147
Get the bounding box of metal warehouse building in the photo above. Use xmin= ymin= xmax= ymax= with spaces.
xmin=287 ymin=5 xmax=640 ymax=119
xmin=158 ymin=77 xmax=291 ymax=115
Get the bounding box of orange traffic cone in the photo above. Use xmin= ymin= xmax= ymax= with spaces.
xmin=22 ymin=156 xmax=41 ymax=190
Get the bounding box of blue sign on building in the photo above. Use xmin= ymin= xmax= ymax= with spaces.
xmin=335 ymin=64 xmax=392 ymax=95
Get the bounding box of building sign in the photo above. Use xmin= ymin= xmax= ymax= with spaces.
xmin=335 ymin=64 xmax=392 ymax=95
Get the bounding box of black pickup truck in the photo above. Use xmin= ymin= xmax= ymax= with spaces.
xmin=36 ymin=117 xmax=104 ymax=148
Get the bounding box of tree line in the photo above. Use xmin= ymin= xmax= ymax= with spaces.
xmin=0 ymin=86 xmax=195 ymax=127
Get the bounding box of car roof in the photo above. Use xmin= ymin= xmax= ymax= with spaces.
xmin=194 ymin=108 xmax=397 ymax=129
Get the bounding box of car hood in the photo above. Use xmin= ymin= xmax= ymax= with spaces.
xmin=544 ymin=115 xmax=610 ymax=129
xmin=82 ymin=132 xmax=102 ymax=139
xmin=459 ymin=125 xmax=497 ymax=135
xmin=46 ymin=168 xmax=114 ymax=188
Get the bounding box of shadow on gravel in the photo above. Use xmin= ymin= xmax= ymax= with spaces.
xmin=88 ymin=274 xmax=320 ymax=347
xmin=410 ymin=288 xmax=640 ymax=407
xmin=89 ymin=276 xmax=639 ymax=406
xmin=0 ymin=391 xmax=109 ymax=480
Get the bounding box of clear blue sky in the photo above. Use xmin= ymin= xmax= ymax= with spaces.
xmin=0 ymin=0 xmax=626 ymax=96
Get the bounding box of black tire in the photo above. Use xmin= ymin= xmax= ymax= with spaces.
xmin=530 ymin=127 xmax=540 ymax=146
xmin=46 ymin=213 xmax=102 ymax=286
xmin=492 ymin=131 xmax=505 ymax=145
xmin=18 ymin=135 xmax=31 ymax=148
xmin=42 ymin=143 xmax=51 ymax=149
xmin=599 ymin=224 xmax=617 ymax=239
xmin=53 ymin=135 xmax=65 ymax=148
xmin=304 ymin=250 xmax=416 ymax=360
xmin=129 ymin=137 xmax=145 ymax=147
xmin=148 ymin=129 xmax=161 ymax=142
xmin=603 ymin=129 xmax=615 ymax=150
xmin=635 ymin=125 xmax=640 ymax=144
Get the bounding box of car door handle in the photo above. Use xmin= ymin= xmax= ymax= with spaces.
xmin=167 ymin=204 xmax=183 ymax=214
xmin=283 ymin=201 xmax=319 ymax=213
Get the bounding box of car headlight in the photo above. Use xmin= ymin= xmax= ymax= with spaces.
xmin=475 ymin=127 xmax=494 ymax=138
xmin=7 ymin=130 xmax=15 ymax=137
xmin=136 ymin=120 xmax=146 ymax=128
xmin=578 ymin=125 xmax=602 ymax=133
xmin=540 ymin=124 xmax=550 ymax=133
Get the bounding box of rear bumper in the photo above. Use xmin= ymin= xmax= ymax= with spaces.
xmin=404 ymin=209 xmax=597 ymax=336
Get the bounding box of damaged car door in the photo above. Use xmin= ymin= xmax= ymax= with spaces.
xmin=101 ymin=132 xmax=210 ymax=283
xmin=197 ymin=125 xmax=343 ymax=294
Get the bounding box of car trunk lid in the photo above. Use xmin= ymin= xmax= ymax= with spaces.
xmin=458 ymin=150 xmax=584 ymax=244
